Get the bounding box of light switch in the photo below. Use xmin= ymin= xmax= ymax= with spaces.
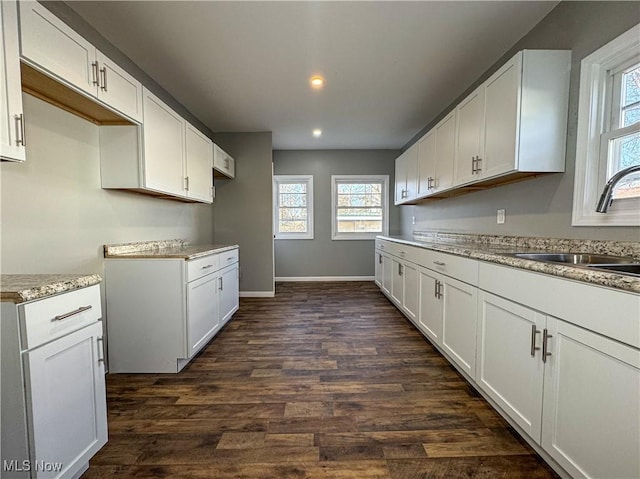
xmin=497 ymin=209 xmax=506 ymax=224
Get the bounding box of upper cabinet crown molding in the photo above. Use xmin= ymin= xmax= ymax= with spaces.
xmin=395 ymin=49 xmax=571 ymax=204
xmin=18 ymin=0 xmax=143 ymax=124
xmin=0 ymin=0 xmax=26 ymax=162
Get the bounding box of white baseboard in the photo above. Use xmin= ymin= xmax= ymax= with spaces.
xmin=275 ymin=276 xmax=375 ymax=282
xmin=240 ymin=291 xmax=275 ymax=298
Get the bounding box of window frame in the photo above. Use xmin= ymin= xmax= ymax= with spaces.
xmin=572 ymin=23 xmax=640 ymax=226
xmin=331 ymin=175 xmax=389 ymax=241
xmin=273 ymin=175 xmax=314 ymax=240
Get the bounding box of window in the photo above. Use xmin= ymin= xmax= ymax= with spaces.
xmin=573 ymin=24 xmax=640 ymax=226
xmin=273 ymin=175 xmax=314 ymax=239
xmin=331 ymin=175 xmax=389 ymax=240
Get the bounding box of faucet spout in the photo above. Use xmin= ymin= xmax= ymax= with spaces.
xmin=595 ymin=164 xmax=640 ymax=213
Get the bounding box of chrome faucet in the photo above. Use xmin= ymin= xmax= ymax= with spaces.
xmin=595 ymin=164 xmax=640 ymax=213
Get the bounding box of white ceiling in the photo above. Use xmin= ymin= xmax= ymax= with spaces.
xmin=67 ymin=1 xmax=558 ymax=150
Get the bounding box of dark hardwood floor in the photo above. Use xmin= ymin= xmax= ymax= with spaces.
xmin=83 ymin=281 xmax=558 ymax=478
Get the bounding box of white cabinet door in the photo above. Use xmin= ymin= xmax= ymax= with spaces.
xmin=454 ymin=87 xmax=484 ymax=186
xmin=381 ymin=253 xmax=392 ymax=296
xmin=394 ymin=150 xmax=408 ymax=205
xmin=142 ymin=89 xmax=186 ymax=196
xmin=404 ymin=143 xmax=418 ymax=202
xmin=476 ymin=292 xmax=545 ymax=441
xmin=417 ymin=130 xmax=436 ymax=197
xmin=482 ymin=54 xmax=520 ymax=179
xmin=391 ymin=258 xmax=404 ymax=306
xmin=213 ymin=143 xmax=235 ymax=179
xmin=402 ymin=261 xmax=419 ymax=323
xmin=95 ymin=50 xmax=143 ymax=123
xmin=418 ymin=267 xmax=443 ymax=346
xmin=19 ymin=1 xmax=97 ymax=96
xmin=542 ymin=318 xmax=640 ymax=479
xmin=219 ymin=263 xmax=239 ymax=325
xmin=0 ymin=0 xmax=25 ymax=162
xmin=187 ymin=272 xmax=219 ymax=357
xmin=434 ymin=111 xmax=456 ymax=193
xmin=441 ymin=275 xmax=478 ymax=379
xmin=185 ymin=123 xmax=213 ymax=203
xmin=24 ymin=321 xmax=107 ymax=479
xmin=374 ymin=250 xmax=383 ymax=287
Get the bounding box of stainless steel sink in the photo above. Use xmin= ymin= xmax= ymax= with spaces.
xmin=506 ymin=252 xmax=638 ymax=265
xmin=587 ymin=264 xmax=640 ymax=275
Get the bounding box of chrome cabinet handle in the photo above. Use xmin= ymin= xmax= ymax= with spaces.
xmin=52 ymin=305 xmax=92 ymax=322
xmin=433 ymin=261 xmax=445 ymax=266
xmin=530 ymin=325 xmax=541 ymax=357
xmin=471 ymin=156 xmax=477 ymax=174
xmin=438 ymin=281 xmax=443 ymax=298
xmin=475 ymin=156 xmax=482 ymax=173
xmin=100 ymin=66 xmax=107 ymax=91
xmin=398 ymin=263 xmax=403 ymax=276
xmin=201 ymin=264 xmax=213 ymax=269
xmin=378 ymin=254 xmax=382 ymax=264
xmin=219 ymin=277 xmax=223 ymax=291
xmin=184 ymin=176 xmax=190 ymax=191
xmin=542 ymin=328 xmax=553 ymax=363
xmin=97 ymin=337 xmax=105 ymax=363
xmin=91 ymin=61 xmax=99 ymax=86
xmin=14 ymin=114 xmax=25 ymax=146
xmin=434 ymin=279 xmax=438 ymax=298
xmin=224 ymin=158 xmax=230 ymax=169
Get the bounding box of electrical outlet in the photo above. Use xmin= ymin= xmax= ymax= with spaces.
xmin=412 ymin=216 xmax=416 ymax=225
xmin=497 ymin=209 xmax=506 ymax=224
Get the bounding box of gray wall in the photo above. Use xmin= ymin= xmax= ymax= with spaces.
xmin=1 ymin=95 xmax=213 ymax=275
xmin=403 ymin=1 xmax=640 ymax=241
xmin=273 ymin=150 xmax=400 ymax=278
xmin=213 ymin=133 xmax=274 ymax=294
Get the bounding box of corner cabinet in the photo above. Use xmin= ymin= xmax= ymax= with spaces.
xmin=1 ymin=284 xmax=107 ymax=479
xmin=0 ymin=0 xmax=26 ymax=162
xmin=394 ymin=143 xmax=418 ymax=205
xmin=100 ymin=88 xmax=214 ymax=203
xmin=213 ymin=143 xmax=235 ymax=179
xmin=105 ymin=247 xmax=239 ymax=373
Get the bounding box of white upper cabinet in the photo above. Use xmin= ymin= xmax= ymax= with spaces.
xmin=142 ymin=89 xmax=186 ymax=196
xmin=19 ymin=1 xmax=143 ymax=122
xmin=95 ymin=50 xmax=143 ymax=123
xmin=100 ymin=88 xmax=214 ymax=204
xmin=433 ymin=111 xmax=456 ymax=193
xmin=185 ymin=122 xmax=214 ymax=202
xmin=394 ymin=142 xmax=418 ymax=204
xmin=454 ymin=87 xmax=485 ymax=186
xmin=417 ymin=130 xmax=436 ymax=197
xmin=213 ymin=143 xmax=235 ymax=179
xmin=0 ymin=0 xmax=25 ymax=162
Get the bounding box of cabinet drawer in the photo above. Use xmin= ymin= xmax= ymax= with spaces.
xmin=187 ymin=254 xmax=219 ymax=282
xmin=418 ymin=250 xmax=478 ymax=286
xmin=219 ymin=248 xmax=239 ymax=267
xmin=19 ymin=284 xmax=102 ymax=350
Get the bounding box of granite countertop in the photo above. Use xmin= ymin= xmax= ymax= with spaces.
xmin=0 ymin=274 xmax=102 ymax=304
xmin=104 ymin=239 xmax=238 ymax=260
xmin=378 ymin=233 xmax=640 ymax=294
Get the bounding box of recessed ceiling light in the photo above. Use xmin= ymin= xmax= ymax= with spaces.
xmin=310 ymin=76 xmax=324 ymax=89
xmin=312 ymin=129 xmax=322 ymax=138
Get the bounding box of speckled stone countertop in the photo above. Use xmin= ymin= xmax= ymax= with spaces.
xmin=0 ymin=274 xmax=102 ymax=304
xmin=378 ymin=232 xmax=640 ymax=294
xmin=104 ymin=239 xmax=238 ymax=260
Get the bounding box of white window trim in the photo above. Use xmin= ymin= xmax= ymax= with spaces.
xmin=331 ymin=175 xmax=389 ymax=241
xmin=572 ymin=23 xmax=640 ymax=226
xmin=273 ymin=175 xmax=314 ymax=240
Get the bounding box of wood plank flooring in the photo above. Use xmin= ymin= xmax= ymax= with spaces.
xmin=83 ymin=282 xmax=558 ymax=478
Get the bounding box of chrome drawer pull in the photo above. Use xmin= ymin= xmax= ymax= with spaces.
xmin=52 ymin=305 xmax=92 ymax=322
xmin=530 ymin=325 xmax=541 ymax=357
xmin=433 ymin=261 xmax=445 ymax=266
xmin=97 ymin=337 xmax=105 ymax=363
xmin=201 ymin=264 xmax=214 ymax=269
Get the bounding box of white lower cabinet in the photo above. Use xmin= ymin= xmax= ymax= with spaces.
xmin=476 ymin=292 xmax=545 ymax=440
xmin=1 ymin=284 xmax=107 ymax=479
xmin=376 ymin=237 xmax=640 ymax=479
xmin=390 ymin=257 xmax=418 ymax=323
xmin=541 ymin=318 xmax=640 ymax=479
xmin=381 ymin=252 xmax=392 ymax=296
xmin=440 ymin=275 xmax=478 ymax=379
xmin=374 ymin=250 xmax=383 ymax=287
xmin=105 ymin=247 xmax=239 ymax=373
